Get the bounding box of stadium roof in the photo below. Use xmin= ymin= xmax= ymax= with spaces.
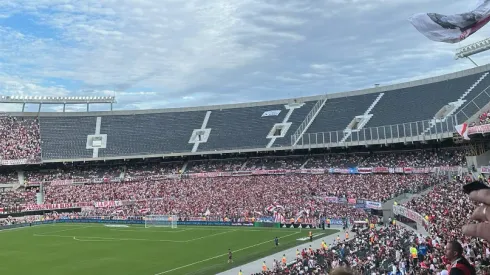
xmin=7 ymin=63 xmax=490 ymax=117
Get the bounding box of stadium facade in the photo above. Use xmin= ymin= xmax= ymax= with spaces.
xmin=7 ymin=64 xmax=490 ymax=164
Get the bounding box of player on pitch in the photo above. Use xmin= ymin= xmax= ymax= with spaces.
xmin=228 ymin=249 xmax=233 ymax=263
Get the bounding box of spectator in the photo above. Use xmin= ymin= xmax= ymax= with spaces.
xmin=445 ymin=240 xmax=476 ymax=275
xmin=0 ymin=116 xmax=40 ymax=161
xmin=330 ymin=267 xmax=354 ymax=275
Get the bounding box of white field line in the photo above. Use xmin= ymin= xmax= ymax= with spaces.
xmin=73 ymin=236 xmax=114 ymax=242
xmin=33 ymin=230 xmax=236 ymax=243
xmin=0 ymin=225 xmax=36 ymax=233
xmin=110 ymin=228 xmax=192 ymax=233
xmin=184 ymin=230 xmax=237 ymax=243
xmin=153 ymin=231 xmax=300 ymax=275
xmin=33 ymin=234 xmax=189 ymax=243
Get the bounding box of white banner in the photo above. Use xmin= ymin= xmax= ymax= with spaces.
xmin=94 ymin=200 xmax=124 ymax=208
xmin=365 ymin=201 xmax=382 ymax=209
xmin=261 ymin=110 xmax=281 ymax=117
xmin=393 ymin=205 xmax=430 ymax=232
xmin=481 ymin=166 xmax=490 ymax=173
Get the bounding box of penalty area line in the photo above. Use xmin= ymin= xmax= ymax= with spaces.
xmin=73 ymin=236 xmax=115 ymax=242
xmin=153 ymin=231 xmax=300 ymax=275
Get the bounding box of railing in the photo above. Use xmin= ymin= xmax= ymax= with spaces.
xmin=292 ymin=115 xmax=458 ymax=148
xmin=291 ymin=97 xmax=326 ymax=145
xmin=455 ymin=83 xmax=490 ymax=123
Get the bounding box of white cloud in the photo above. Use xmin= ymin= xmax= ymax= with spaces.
xmin=0 ymin=75 xmax=70 ymax=97
xmin=0 ymin=0 xmax=488 ymax=110
xmin=310 ymin=64 xmax=331 ymax=70
xmin=301 ymin=73 xmax=324 ymax=78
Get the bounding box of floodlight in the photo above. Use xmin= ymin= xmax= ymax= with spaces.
xmin=455 ymin=37 xmax=490 ymax=59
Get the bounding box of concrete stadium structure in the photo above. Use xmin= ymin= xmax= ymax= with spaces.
xmin=11 ymin=64 xmax=490 ymax=163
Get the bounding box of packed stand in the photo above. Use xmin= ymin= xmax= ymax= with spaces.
xmin=0 ymin=189 xmax=36 ymax=208
xmin=255 ymin=225 xmax=422 ymax=275
xmin=0 ymin=116 xmax=41 ymax=161
xmin=0 ymin=171 xmax=17 ymax=183
xmin=260 ymin=221 xmax=488 ymax=275
xmin=306 ymin=149 xmax=465 ymax=169
xmin=245 ymin=157 xmax=307 ymax=171
xmin=16 ymin=148 xmax=466 ymax=184
xmin=475 ymin=110 xmax=490 ymax=126
xmin=26 ymin=165 xmax=123 ymax=183
xmin=404 ymin=181 xmax=471 ymax=241
xmin=186 ymin=159 xmax=243 ymax=173
xmin=125 ymin=161 xmax=182 ymax=178
xmin=3 ymin=174 xmax=439 ymax=219
xmin=403 ymin=177 xmax=490 ymax=271
xmin=318 ymin=203 xmax=368 ymax=221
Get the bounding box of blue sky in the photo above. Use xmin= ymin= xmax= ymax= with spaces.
xmin=0 ymin=0 xmax=489 ymax=111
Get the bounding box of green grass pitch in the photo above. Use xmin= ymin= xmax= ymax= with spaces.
xmin=0 ymin=224 xmax=338 ymax=275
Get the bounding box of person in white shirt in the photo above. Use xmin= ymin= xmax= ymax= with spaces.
xmin=308 ymin=259 xmax=314 ymax=269
xmin=399 ymin=261 xmax=406 ymax=274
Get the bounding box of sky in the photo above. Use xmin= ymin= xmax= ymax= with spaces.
xmin=0 ymin=0 xmax=489 ymax=112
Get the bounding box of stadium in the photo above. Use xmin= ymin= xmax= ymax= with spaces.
xmin=0 ymin=61 xmax=489 ymax=275
xmin=4 ymin=2 xmax=490 ymax=275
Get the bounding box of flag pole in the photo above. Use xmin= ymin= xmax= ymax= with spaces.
xmin=466 ymin=56 xmax=479 ymax=67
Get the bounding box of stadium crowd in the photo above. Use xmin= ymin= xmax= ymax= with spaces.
xmin=256 ymin=225 xmax=421 ymax=275
xmin=4 ymin=174 xmax=438 ymax=220
xmin=0 ymin=147 xmax=479 ymax=275
xmin=0 ymin=171 xmax=17 ymax=183
xmin=477 ymin=110 xmax=490 ymax=126
xmin=261 ymin=205 xmax=489 ymax=275
xmin=25 ymin=165 xmax=122 ymax=182
xmin=403 ymin=177 xmax=490 ymax=271
xmin=0 ymin=116 xmax=40 ymax=161
xmin=0 ymin=189 xmax=36 ymax=209
xmin=306 ymin=149 xmax=465 ymax=169
xmin=405 ymin=180 xmax=472 ymax=244
xmin=12 ymin=148 xmax=465 ymax=184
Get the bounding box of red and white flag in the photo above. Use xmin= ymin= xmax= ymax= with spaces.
xmin=455 ymin=123 xmax=470 ymax=140
xmin=410 ymin=0 xmax=490 ymax=43
xmin=274 ymin=212 xmax=285 ymax=223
